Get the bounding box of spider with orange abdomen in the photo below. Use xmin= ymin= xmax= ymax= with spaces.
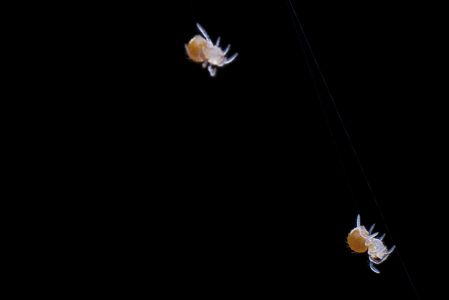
xmin=347 ymin=214 xmax=396 ymax=274
xmin=185 ymin=23 xmax=238 ymax=77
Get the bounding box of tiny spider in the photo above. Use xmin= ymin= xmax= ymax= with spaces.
xmin=185 ymin=23 xmax=238 ymax=77
xmin=347 ymin=214 xmax=396 ymax=274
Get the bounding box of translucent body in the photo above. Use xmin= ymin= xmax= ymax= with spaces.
xmin=368 ymin=239 xmax=390 ymax=261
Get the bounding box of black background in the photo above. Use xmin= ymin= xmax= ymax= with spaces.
xmin=67 ymin=1 xmax=445 ymax=298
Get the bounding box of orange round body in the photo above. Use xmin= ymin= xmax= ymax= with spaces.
xmin=347 ymin=229 xmax=368 ymax=253
xmin=186 ymin=35 xmax=208 ymax=63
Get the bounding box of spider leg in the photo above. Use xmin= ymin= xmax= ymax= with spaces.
xmin=207 ymin=65 xmax=217 ymax=77
xmin=368 ymin=232 xmax=379 ymax=239
xmin=387 ymin=245 xmax=396 ymax=255
xmin=185 ymin=44 xmax=192 ymax=58
xmin=224 ymin=52 xmax=238 ymax=65
xmin=196 ymin=23 xmax=211 ymax=42
xmin=369 ymin=224 xmax=376 ymax=234
xmin=216 ymin=37 xmax=221 ymax=47
xmin=369 ymin=261 xmax=381 ymax=274
xmin=379 ymin=233 xmax=386 ymax=241
xmin=356 ymin=214 xmax=361 ymax=227
xmin=224 ymin=45 xmax=231 ymax=55
xmin=379 ymin=254 xmax=391 ymax=263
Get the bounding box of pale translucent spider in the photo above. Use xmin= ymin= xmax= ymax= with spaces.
xmin=347 ymin=214 xmax=396 ymax=274
xmin=185 ymin=23 xmax=238 ymax=77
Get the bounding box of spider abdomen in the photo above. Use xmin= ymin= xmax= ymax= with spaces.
xmin=348 ymin=229 xmax=368 ymax=253
xmin=186 ymin=35 xmax=207 ymax=63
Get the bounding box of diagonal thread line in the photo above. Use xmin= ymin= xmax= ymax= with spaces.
xmin=286 ymin=0 xmax=419 ymax=297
